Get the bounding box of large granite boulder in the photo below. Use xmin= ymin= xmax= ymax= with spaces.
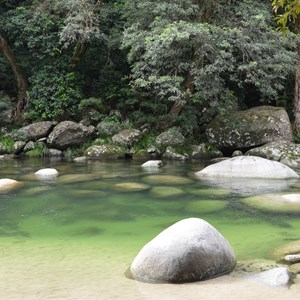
xmin=206 ymin=106 xmax=293 ymax=151
xmin=195 ymin=156 xmax=299 ymax=179
xmin=84 ymin=144 xmax=125 ymax=159
xmin=13 ymin=121 xmax=56 ymax=142
xmin=129 ymin=218 xmax=236 ymax=283
xmin=112 ymin=129 xmax=142 ymax=147
xmin=47 ymin=121 xmax=94 ymax=150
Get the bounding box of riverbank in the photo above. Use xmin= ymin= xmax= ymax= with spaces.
xmin=0 ymin=238 xmax=299 ymax=300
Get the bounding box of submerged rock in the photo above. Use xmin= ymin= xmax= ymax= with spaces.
xmin=150 ymin=186 xmax=185 ymax=198
xmin=0 ymin=178 xmax=24 ymax=192
xmin=242 ymin=193 xmax=300 ymax=215
xmin=143 ymin=175 xmax=193 ymax=185
xmin=185 ymin=200 xmax=227 ymax=214
xmin=195 ymin=156 xmax=299 ymax=179
xmin=129 ymin=218 xmax=236 ymax=283
xmin=113 ymin=182 xmax=150 ymax=192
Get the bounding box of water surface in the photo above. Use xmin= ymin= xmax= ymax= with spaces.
xmin=0 ymin=158 xmax=299 ymax=299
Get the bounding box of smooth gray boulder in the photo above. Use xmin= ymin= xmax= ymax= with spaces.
xmin=129 ymin=218 xmax=236 ymax=283
xmin=47 ymin=121 xmax=94 ymax=150
xmin=247 ymin=267 xmax=291 ymax=287
xmin=35 ymin=168 xmax=59 ymax=180
xmin=13 ymin=121 xmax=56 ymax=142
xmin=195 ymin=156 xmax=299 ymax=179
xmin=206 ymin=106 xmax=293 ymax=151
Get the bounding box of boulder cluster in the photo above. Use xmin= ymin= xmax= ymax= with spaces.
xmin=1 ymin=105 xmax=299 ymax=164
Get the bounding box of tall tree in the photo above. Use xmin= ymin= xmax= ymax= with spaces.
xmin=272 ymin=0 xmax=300 ymax=132
xmin=0 ymin=34 xmax=28 ymax=121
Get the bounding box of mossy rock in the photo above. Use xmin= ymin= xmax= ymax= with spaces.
xmin=22 ymin=186 xmax=52 ymax=197
xmin=185 ymin=200 xmax=227 ymax=214
xmin=150 ymin=186 xmax=185 ymax=198
xmin=189 ymin=188 xmax=231 ymax=197
xmin=242 ymin=193 xmax=300 ymax=215
xmin=113 ymin=182 xmax=150 ymax=192
xmin=271 ymin=240 xmax=300 ymax=263
xmin=143 ymin=175 xmax=193 ymax=185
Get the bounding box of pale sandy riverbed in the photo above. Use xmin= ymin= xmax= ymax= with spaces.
xmin=0 ymin=239 xmax=299 ymax=300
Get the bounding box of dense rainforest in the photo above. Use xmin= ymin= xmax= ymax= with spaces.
xmin=0 ymin=0 xmax=299 ymax=137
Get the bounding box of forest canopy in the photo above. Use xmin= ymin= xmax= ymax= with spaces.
xmin=0 ymin=0 xmax=297 ymax=133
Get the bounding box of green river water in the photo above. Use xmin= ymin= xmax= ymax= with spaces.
xmin=0 ymin=158 xmax=300 ymax=299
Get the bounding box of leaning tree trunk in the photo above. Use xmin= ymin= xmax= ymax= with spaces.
xmin=0 ymin=34 xmax=28 ymax=122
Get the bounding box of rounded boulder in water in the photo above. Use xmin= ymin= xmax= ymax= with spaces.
xmin=34 ymin=168 xmax=59 ymax=180
xmin=129 ymin=218 xmax=236 ymax=283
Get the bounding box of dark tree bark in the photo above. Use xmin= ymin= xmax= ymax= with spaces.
xmin=0 ymin=34 xmax=28 ymax=122
xmin=294 ymin=16 xmax=300 ymax=133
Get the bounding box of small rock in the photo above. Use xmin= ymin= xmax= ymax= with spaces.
xmin=141 ymin=160 xmax=163 ymax=168
xmin=232 ymin=150 xmax=243 ymax=157
xmin=74 ymin=156 xmax=88 ymax=163
xmin=13 ymin=141 xmax=26 ymax=155
xmin=247 ymin=267 xmax=291 ymax=287
xmin=284 ymin=254 xmax=300 ymax=263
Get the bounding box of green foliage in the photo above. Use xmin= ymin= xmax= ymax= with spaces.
xmin=272 ymin=0 xmax=300 ymax=33
xmin=0 ymin=134 xmax=14 ymax=152
xmin=122 ymin=0 xmax=296 ymax=129
xmin=27 ymin=68 xmax=82 ymax=120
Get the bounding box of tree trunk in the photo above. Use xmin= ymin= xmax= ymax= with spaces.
xmin=294 ymin=16 xmax=300 ymax=133
xmin=0 ymin=34 xmax=28 ymax=122
xmin=294 ymin=42 xmax=300 ymax=133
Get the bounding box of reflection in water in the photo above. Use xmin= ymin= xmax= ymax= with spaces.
xmin=197 ymin=177 xmax=299 ymax=196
